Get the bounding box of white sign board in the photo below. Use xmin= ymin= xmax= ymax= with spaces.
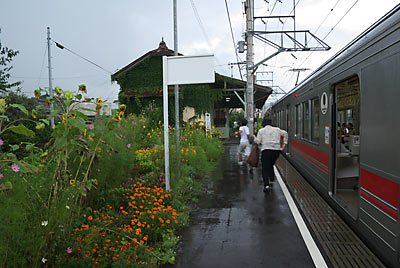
xmin=325 ymin=126 xmax=330 ymax=145
xmin=205 ymin=113 xmax=211 ymax=132
xmin=166 ymin=55 xmax=215 ymax=85
xmin=162 ymin=55 xmax=215 ymax=191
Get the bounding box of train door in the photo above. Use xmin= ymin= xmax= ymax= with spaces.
xmin=286 ymin=105 xmax=290 ymax=153
xmin=332 ymin=75 xmax=361 ymax=217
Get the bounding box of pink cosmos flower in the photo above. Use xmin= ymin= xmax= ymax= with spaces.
xmin=0 ymin=139 xmax=3 ymax=146
xmin=181 ymin=136 xmax=185 ymax=140
xmin=67 ymin=247 xmax=72 ymax=254
xmin=0 ymin=173 xmax=3 ymax=179
xmin=98 ymin=119 xmax=102 ymax=123
xmin=127 ymin=144 xmax=131 ymax=149
xmin=89 ymin=124 xmax=94 ymax=130
xmin=11 ymin=164 xmax=19 ymax=173
xmin=78 ymin=136 xmax=83 ymax=140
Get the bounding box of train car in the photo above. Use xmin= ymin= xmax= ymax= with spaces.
xmin=269 ymin=4 xmax=400 ymax=267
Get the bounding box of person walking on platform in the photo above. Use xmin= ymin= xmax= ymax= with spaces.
xmin=235 ymin=118 xmax=251 ymax=166
xmin=255 ymin=118 xmax=288 ymax=192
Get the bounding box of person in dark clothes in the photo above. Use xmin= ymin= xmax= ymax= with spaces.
xmin=255 ymin=118 xmax=288 ymax=192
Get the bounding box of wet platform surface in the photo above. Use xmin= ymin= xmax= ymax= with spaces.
xmin=171 ymin=144 xmax=315 ymax=268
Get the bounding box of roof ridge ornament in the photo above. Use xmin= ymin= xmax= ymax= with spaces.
xmin=158 ymin=38 xmax=168 ymax=51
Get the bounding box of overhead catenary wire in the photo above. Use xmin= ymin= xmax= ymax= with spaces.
xmin=51 ymin=40 xmax=112 ymax=74
xmin=224 ymin=0 xmax=244 ymax=80
xmin=280 ymin=0 xmax=360 ymax=98
xmin=188 ymin=0 xmax=223 ymax=67
xmin=37 ymin=42 xmax=48 ymax=89
xmin=297 ymin=0 xmax=359 ymax=69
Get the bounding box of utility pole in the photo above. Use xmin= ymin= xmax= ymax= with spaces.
xmin=173 ymin=0 xmax=181 ymax=174
xmin=47 ymin=27 xmax=54 ymax=128
xmin=246 ymin=0 xmax=255 ymax=135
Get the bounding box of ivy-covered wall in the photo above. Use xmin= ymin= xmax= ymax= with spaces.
xmin=112 ymin=54 xmax=223 ymax=117
xmin=114 ymin=57 xmax=163 ymax=94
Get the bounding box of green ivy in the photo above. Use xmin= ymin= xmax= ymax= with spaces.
xmin=113 ymin=55 xmax=253 ymax=117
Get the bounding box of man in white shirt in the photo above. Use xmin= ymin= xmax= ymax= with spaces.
xmin=235 ymin=118 xmax=250 ymax=165
xmin=255 ymin=117 xmax=288 ymax=192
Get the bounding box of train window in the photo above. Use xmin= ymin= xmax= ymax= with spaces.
xmin=303 ymin=101 xmax=310 ymax=140
xmin=295 ymin=104 xmax=302 ymax=136
xmin=311 ymin=98 xmax=319 ymax=143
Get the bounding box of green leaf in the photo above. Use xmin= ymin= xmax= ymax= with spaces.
xmin=71 ymin=110 xmax=88 ymax=121
xmin=35 ymin=105 xmax=44 ymax=111
xmin=10 ymin=104 xmax=28 ymax=116
xmin=0 ymin=181 xmax=13 ymax=191
xmin=69 ymin=117 xmax=86 ymax=132
xmin=76 ymin=94 xmax=82 ymax=100
xmin=25 ymin=143 xmax=35 ymax=152
xmin=6 ymin=153 xmax=17 ymax=160
xmin=77 ymin=107 xmax=96 ymax=113
xmin=40 ymin=119 xmax=49 ymax=126
xmin=0 ymin=115 xmax=9 ymax=119
xmin=64 ymin=91 xmax=74 ymax=100
xmin=63 ymin=100 xmax=73 ymax=109
xmin=36 ymin=122 xmax=45 ymax=131
xmin=9 ymin=144 xmax=19 ymax=151
xmin=48 ymin=108 xmax=61 ymax=120
xmin=8 ymin=124 xmax=35 ymax=137
xmin=54 ymin=86 xmax=63 ymax=95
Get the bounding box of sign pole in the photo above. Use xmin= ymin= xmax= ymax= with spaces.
xmin=162 ymin=56 xmax=171 ymax=191
xmin=162 ymin=54 xmax=214 ymax=192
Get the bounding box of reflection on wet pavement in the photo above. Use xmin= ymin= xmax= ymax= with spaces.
xmin=169 ymin=144 xmax=314 ymax=268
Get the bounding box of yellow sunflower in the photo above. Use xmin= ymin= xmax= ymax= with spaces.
xmin=78 ymin=84 xmax=87 ymax=93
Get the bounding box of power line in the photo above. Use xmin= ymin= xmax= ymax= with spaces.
xmin=224 ymin=0 xmax=244 ymax=80
xmin=37 ymin=42 xmax=47 ymax=89
xmin=313 ymin=0 xmax=341 ymax=35
xmin=12 ymin=74 xmax=105 ymax=80
xmin=188 ymin=0 xmax=223 ymax=67
xmin=51 ymin=40 xmax=112 ymax=74
xmin=297 ymin=0 xmax=359 ymax=68
xmin=280 ymin=0 xmax=360 ymax=100
xmin=188 ymin=0 xmax=214 ymax=51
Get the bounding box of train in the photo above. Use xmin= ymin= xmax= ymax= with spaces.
xmin=269 ymin=4 xmax=400 ymax=267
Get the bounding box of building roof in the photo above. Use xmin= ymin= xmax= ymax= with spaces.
xmin=113 ymin=39 xmax=182 ymax=78
xmin=113 ymin=40 xmax=272 ymax=109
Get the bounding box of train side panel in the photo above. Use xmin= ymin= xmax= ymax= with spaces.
xmin=358 ymin=50 xmax=400 ymax=264
xmin=271 ymin=5 xmax=400 ymax=267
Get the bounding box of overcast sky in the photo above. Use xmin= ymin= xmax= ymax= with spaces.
xmin=1 ymin=0 xmax=398 ymax=107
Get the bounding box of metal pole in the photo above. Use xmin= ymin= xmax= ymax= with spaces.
xmin=47 ymin=27 xmax=54 ymax=128
xmin=246 ymin=0 xmax=254 ymax=135
xmin=163 ymin=56 xmax=170 ymax=191
xmin=173 ymin=0 xmax=180 ymax=174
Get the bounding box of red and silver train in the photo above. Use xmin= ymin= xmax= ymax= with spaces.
xmin=269 ymin=4 xmax=400 ymax=267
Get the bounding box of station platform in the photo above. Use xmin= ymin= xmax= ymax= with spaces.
xmin=169 ymin=144 xmax=385 ymax=268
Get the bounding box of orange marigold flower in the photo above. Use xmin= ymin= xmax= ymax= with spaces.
xmin=88 ymin=216 xmax=93 ymax=220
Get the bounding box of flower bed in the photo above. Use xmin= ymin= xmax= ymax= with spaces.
xmin=0 ymin=86 xmax=223 ymax=267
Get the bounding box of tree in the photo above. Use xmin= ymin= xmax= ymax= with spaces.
xmin=0 ymin=29 xmax=21 ymax=92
